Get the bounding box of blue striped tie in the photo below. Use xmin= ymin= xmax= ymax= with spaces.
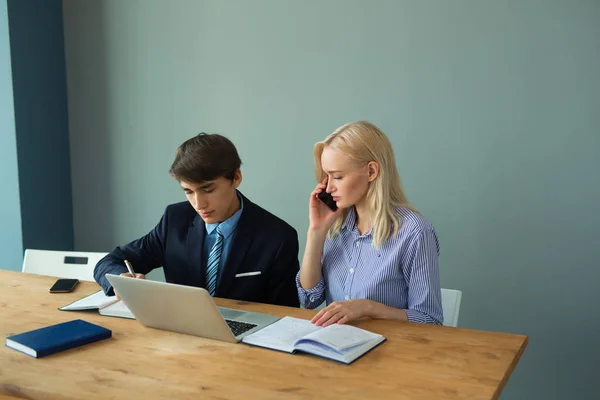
xmin=206 ymin=225 xmax=224 ymax=296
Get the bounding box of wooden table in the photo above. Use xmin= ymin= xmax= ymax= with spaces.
xmin=0 ymin=271 xmax=527 ymax=399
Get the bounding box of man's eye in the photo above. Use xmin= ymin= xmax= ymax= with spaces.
xmin=203 ymin=189 xmax=214 ymax=193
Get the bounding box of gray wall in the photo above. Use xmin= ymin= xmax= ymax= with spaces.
xmin=0 ymin=0 xmax=23 ymax=272
xmin=63 ymin=1 xmax=600 ymax=399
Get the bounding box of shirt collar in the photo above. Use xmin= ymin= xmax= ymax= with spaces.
xmin=205 ymin=192 xmax=244 ymax=239
xmin=341 ymin=206 xmax=357 ymax=231
xmin=341 ymin=206 xmax=373 ymax=237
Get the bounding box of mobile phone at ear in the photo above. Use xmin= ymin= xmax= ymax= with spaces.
xmin=49 ymin=278 xmax=79 ymax=293
xmin=317 ymin=190 xmax=338 ymax=212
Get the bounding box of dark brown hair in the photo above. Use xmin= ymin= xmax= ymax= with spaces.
xmin=169 ymin=133 xmax=242 ymax=183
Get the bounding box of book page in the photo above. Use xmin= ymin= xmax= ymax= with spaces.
xmin=242 ymin=316 xmax=320 ymax=353
xmin=100 ymin=300 xmax=135 ymax=319
xmin=59 ymin=290 xmax=118 ymax=311
xmin=299 ymin=324 xmax=382 ymax=352
xmin=294 ymin=334 xmax=386 ymax=364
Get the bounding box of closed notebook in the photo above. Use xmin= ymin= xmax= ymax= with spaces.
xmin=59 ymin=290 xmax=134 ymax=319
xmin=5 ymin=319 xmax=112 ymax=358
xmin=241 ymin=316 xmax=386 ymax=364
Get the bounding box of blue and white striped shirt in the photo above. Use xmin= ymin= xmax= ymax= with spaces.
xmin=297 ymin=206 xmax=443 ymax=325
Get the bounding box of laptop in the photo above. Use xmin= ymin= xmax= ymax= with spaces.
xmin=105 ymin=274 xmax=280 ymax=343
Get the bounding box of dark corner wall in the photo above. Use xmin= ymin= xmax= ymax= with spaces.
xmin=2 ymin=0 xmax=73 ymax=271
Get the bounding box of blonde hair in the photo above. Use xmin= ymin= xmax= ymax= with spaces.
xmin=314 ymin=121 xmax=417 ymax=248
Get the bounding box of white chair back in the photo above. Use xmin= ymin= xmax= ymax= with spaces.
xmin=22 ymin=249 xmax=108 ymax=281
xmin=441 ymin=288 xmax=462 ymax=327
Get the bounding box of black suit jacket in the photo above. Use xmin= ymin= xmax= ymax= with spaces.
xmin=94 ymin=193 xmax=300 ymax=307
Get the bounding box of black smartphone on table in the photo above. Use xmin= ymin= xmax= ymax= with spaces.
xmin=317 ymin=190 xmax=338 ymax=212
xmin=49 ymin=278 xmax=79 ymax=293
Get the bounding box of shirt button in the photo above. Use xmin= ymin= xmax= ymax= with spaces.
xmin=349 ymin=268 xmax=354 ymax=274
xmin=344 ymin=295 xmax=350 ymax=300
xmin=355 ymin=241 xmax=360 ymax=247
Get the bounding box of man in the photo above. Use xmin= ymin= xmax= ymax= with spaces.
xmin=94 ymin=133 xmax=300 ymax=307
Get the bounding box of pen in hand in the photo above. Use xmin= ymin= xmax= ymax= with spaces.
xmin=124 ymin=260 xmax=137 ymax=279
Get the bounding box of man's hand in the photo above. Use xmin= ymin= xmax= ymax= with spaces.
xmin=114 ymin=272 xmax=146 ymax=300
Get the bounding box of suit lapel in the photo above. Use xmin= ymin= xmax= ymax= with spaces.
xmin=186 ymin=214 xmax=206 ymax=288
xmin=216 ymin=194 xmax=255 ymax=297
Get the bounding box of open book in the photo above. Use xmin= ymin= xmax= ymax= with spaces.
xmin=59 ymin=290 xmax=134 ymax=319
xmin=241 ymin=316 xmax=385 ymax=364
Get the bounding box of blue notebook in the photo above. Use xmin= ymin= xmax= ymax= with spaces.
xmin=5 ymin=319 xmax=112 ymax=358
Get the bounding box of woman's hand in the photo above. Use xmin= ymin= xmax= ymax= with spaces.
xmin=308 ymin=178 xmax=341 ymax=234
xmin=311 ymin=299 xmax=374 ymax=327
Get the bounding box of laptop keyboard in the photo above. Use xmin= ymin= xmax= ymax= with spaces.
xmin=226 ymin=320 xmax=257 ymax=337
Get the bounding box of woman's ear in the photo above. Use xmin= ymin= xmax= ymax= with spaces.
xmin=367 ymin=161 xmax=379 ymax=182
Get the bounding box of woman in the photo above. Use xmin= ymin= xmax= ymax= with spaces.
xmin=297 ymin=121 xmax=443 ymax=326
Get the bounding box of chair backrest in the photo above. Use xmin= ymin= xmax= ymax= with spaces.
xmin=22 ymin=249 xmax=108 ymax=281
xmin=441 ymin=288 xmax=462 ymax=327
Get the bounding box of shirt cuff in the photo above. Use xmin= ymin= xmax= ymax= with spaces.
xmin=404 ymin=309 xmax=442 ymax=325
xmin=295 ymin=272 xmax=325 ymax=309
